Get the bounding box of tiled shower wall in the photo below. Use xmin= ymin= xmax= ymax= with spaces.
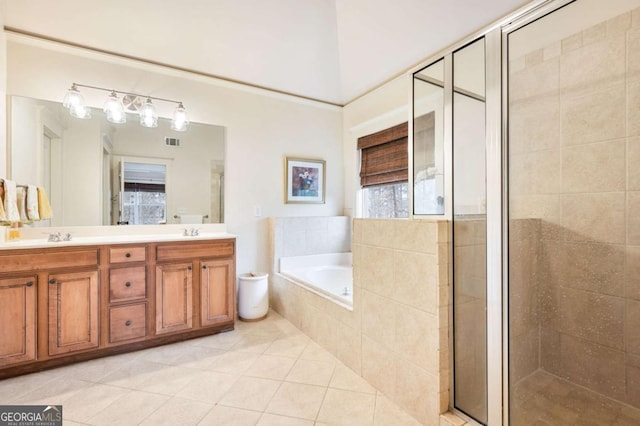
xmin=509 ymin=9 xmax=640 ymax=405
xmin=269 ymin=218 xmax=450 ymax=425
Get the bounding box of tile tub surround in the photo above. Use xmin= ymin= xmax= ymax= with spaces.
xmin=270 ymin=218 xmax=450 ymax=425
xmin=0 ymin=310 xmax=423 ymax=425
xmin=509 ymin=7 xmax=640 ymax=416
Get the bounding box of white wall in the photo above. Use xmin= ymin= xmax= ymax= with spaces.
xmin=0 ymin=1 xmax=7 ymax=178
xmin=5 ymin=37 xmax=344 ymax=277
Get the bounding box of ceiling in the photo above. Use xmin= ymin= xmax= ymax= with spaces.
xmin=3 ymin=0 xmax=531 ymax=105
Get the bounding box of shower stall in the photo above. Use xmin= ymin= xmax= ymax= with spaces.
xmin=413 ymin=0 xmax=640 ymax=423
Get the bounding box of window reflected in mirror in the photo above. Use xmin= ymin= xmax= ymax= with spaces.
xmin=413 ymin=59 xmax=445 ymax=215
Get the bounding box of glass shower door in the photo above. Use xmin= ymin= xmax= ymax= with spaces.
xmin=507 ymin=0 xmax=640 ymax=423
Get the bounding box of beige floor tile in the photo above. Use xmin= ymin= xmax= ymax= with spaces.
xmin=139 ymin=396 xmax=213 ymax=426
xmin=11 ymin=377 xmax=93 ymax=406
xmin=285 ymin=358 xmax=335 ymax=386
xmin=265 ymin=382 xmax=327 ymax=420
xmin=0 ymin=370 xmax=61 ymax=403
xmin=85 ymin=389 xmax=168 ymax=425
xmin=231 ymin=333 xmax=281 ymax=354
xmin=139 ymin=340 xmax=196 ymax=365
xmin=329 ymin=364 xmax=376 ymax=394
xmin=218 ymin=376 xmax=281 ymax=411
xmin=208 ymin=350 xmax=260 ymax=374
xmin=55 ymin=351 xmax=140 ymax=382
xmin=257 ymin=413 xmax=314 ymax=425
xmin=264 ymin=335 xmax=310 ymax=358
xmin=317 ymin=388 xmax=375 ymax=425
xmin=171 ymin=346 xmax=227 ymax=370
xmin=299 ymin=341 xmax=338 ymax=363
xmin=62 ymin=383 xmax=126 ymax=422
xmin=191 ymin=330 xmax=245 ymax=350
xmin=135 ymin=365 xmax=202 ymax=395
xmin=198 ymin=405 xmax=261 ymax=426
xmin=97 ymin=359 xmax=168 ymax=389
xmin=176 ymin=371 xmax=239 ymax=404
xmin=373 ymin=393 xmax=421 ymax=426
xmin=244 ymin=354 xmax=296 ymax=380
xmin=60 ymin=421 xmax=86 ymax=426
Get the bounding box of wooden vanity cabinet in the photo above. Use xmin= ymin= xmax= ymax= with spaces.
xmin=48 ymin=270 xmax=100 ymax=356
xmin=0 ymin=276 xmax=37 ymax=367
xmin=0 ymin=237 xmax=235 ymax=378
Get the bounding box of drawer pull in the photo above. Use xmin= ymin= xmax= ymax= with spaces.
xmin=125 ymin=320 xmax=132 ymax=326
xmin=125 ymin=282 xmax=132 ymax=287
xmin=187 ymin=265 xmax=192 ymax=270
xmin=202 ymin=265 xmax=207 ymax=270
xmin=25 ymin=281 xmax=34 ymax=287
xmin=49 ymin=279 xmax=57 ymax=285
xmin=125 ymin=253 xmax=131 ymax=258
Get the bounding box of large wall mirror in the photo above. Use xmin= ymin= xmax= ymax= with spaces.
xmin=9 ymin=95 xmax=225 ymax=227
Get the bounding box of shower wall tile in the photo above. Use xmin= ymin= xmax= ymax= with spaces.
xmin=560 ymin=34 xmax=625 ymax=90
xmin=392 ymin=251 xmax=438 ymax=314
xmin=359 ymin=245 xmax=394 ymax=298
xmin=626 ymin=299 xmax=640 ymax=355
xmin=629 ymin=29 xmax=640 ymax=77
xmin=392 ymin=220 xmax=437 ymax=253
xmin=582 ymin=21 xmax=606 ymax=45
xmin=561 ymin=139 xmax=625 ymax=193
xmin=629 ymin=138 xmax=640 ymax=189
xmin=626 ymin=360 xmax=640 ymax=407
xmin=561 ymin=32 xmax=583 ymax=53
xmin=509 ymin=194 xmax=562 ymax=225
xmin=628 ymin=192 xmax=640 ymax=245
xmin=509 ymin=58 xmax=560 ymax=102
xmin=561 ymin=192 xmax=625 ymax=244
xmin=361 ymin=290 xmax=396 ymax=348
xmin=525 ymin=49 xmax=544 ymax=67
xmin=561 ymin=83 xmax=626 ymax=146
xmin=626 ymin=246 xmax=640 ymax=300
xmin=633 ymin=6 xmax=640 ymax=27
xmin=362 ymin=336 xmax=397 ymax=399
xmin=607 ymin=11 xmax=632 ymax=35
xmin=629 ymin=79 xmax=640 ymax=137
xmin=540 ymin=328 xmax=561 ymax=376
xmin=395 ymin=305 xmax=438 ymax=375
xmin=395 ymin=360 xmax=439 ymax=425
xmin=543 ymin=41 xmax=561 ymax=61
xmin=560 ymin=334 xmax=626 ymax=401
xmin=509 ymin=95 xmax=560 ymax=155
xmin=559 ymin=287 xmax=624 ymax=350
xmin=510 ymin=149 xmax=561 ymax=195
xmin=510 ymin=327 xmax=540 ymax=383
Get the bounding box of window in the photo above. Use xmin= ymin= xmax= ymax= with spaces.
xmin=358 ymin=122 xmax=409 ymax=218
xmin=122 ymin=182 xmax=166 ymax=225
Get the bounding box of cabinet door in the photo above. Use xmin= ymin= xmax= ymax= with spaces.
xmin=48 ymin=270 xmax=99 ymax=356
xmin=200 ymin=259 xmax=234 ymax=327
xmin=155 ymin=263 xmax=193 ymax=334
xmin=0 ymin=276 xmax=37 ymax=366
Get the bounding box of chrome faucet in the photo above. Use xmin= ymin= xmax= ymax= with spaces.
xmin=48 ymin=232 xmax=61 ymax=242
xmin=183 ymin=228 xmax=200 ymax=237
xmin=63 ymin=233 xmax=72 ymax=241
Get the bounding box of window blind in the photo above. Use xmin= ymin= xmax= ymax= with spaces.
xmin=357 ymin=122 xmax=408 ymax=187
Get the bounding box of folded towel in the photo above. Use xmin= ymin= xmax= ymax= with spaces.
xmin=0 ymin=184 xmax=6 ymax=221
xmin=26 ymin=185 xmax=40 ymax=221
xmin=37 ymin=187 xmax=53 ymax=220
xmin=2 ymin=179 xmax=20 ymax=222
xmin=16 ymin=187 xmax=28 ymax=222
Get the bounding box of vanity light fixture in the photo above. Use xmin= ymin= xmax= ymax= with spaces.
xmin=62 ymin=83 xmax=189 ymax=131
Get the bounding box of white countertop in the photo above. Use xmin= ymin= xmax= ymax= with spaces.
xmin=0 ymin=224 xmax=235 ymax=250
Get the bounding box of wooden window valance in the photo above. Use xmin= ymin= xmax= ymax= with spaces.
xmin=358 ymin=122 xmax=408 ymax=187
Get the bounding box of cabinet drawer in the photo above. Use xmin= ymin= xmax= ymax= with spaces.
xmin=109 ymin=303 xmax=147 ymax=343
xmin=0 ymin=249 xmax=98 ymax=274
xmin=109 ymin=246 xmax=146 ymax=264
xmin=109 ymin=267 xmax=146 ymax=303
xmin=156 ymin=241 xmax=234 ymax=261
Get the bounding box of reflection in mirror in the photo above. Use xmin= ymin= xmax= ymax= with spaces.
xmin=9 ymin=96 xmax=225 ymax=227
xmin=413 ymin=59 xmax=445 ymax=214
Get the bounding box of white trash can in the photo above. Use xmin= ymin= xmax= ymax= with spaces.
xmin=238 ymin=272 xmax=269 ymax=321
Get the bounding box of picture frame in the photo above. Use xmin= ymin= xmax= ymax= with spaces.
xmin=284 ymin=157 xmax=326 ymax=204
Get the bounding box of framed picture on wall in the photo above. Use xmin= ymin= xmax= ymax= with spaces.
xmin=284 ymin=157 xmax=326 ymax=204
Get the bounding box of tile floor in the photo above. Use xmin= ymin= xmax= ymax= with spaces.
xmin=0 ymin=310 xmax=422 ymax=425
xmin=511 ymin=370 xmax=640 ymax=426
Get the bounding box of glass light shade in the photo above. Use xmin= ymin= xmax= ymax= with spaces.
xmin=139 ymin=98 xmax=158 ymax=128
xmin=62 ymin=84 xmax=83 ymax=109
xmin=170 ymin=102 xmax=189 ymax=131
xmin=103 ymin=91 xmax=126 ymax=124
xmin=69 ymin=104 xmax=92 ymax=119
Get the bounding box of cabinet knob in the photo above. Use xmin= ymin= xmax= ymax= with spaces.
xmin=25 ymin=281 xmax=34 ymax=287
xmin=125 ymin=252 xmax=131 ymax=258
xmin=49 ymin=279 xmax=57 ymax=285
xmin=125 ymin=282 xmax=132 ymax=287
xmin=125 ymin=320 xmax=132 ymax=326
xmin=187 ymin=266 xmax=192 ymax=270
xmin=202 ymin=265 xmax=207 ymax=270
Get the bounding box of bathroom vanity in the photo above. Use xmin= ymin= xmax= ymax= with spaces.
xmin=0 ymin=233 xmax=235 ymax=378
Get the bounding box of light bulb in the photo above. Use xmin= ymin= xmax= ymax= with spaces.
xmin=170 ymin=102 xmax=189 ymax=131
xmin=70 ymin=104 xmax=92 ymax=119
xmin=103 ymin=91 xmax=126 ymax=124
xmin=139 ymin=98 xmax=158 ymax=128
xmin=62 ymin=84 xmax=83 ymax=109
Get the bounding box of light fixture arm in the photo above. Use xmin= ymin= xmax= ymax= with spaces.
xmin=72 ymin=83 xmax=183 ymax=106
